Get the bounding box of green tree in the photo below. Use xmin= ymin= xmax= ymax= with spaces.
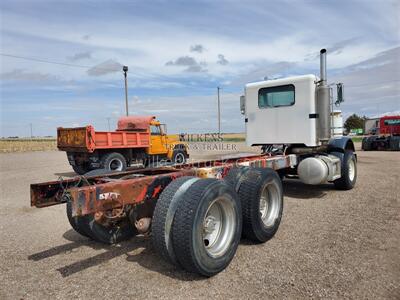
xmin=344 ymin=114 xmax=365 ymax=132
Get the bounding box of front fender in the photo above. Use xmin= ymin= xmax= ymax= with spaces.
xmin=327 ymin=136 xmax=357 ymax=161
xmin=167 ymin=142 xmax=189 ymax=159
xmin=327 ymin=136 xmax=355 ymax=153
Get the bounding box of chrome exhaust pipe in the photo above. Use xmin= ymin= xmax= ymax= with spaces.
xmin=316 ymin=48 xmax=331 ymax=143
xmin=320 ymin=49 xmax=327 ymax=85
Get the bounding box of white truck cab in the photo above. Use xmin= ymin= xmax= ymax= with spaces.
xmin=244 ymin=74 xmax=319 ymax=147
xmin=240 ymin=49 xmax=356 ymax=189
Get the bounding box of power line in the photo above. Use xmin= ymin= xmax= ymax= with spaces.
xmin=0 ymin=53 xmax=122 ymax=72
xmin=0 ymin=52 xmax=158 ymax=79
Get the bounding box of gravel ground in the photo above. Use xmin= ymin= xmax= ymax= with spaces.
xmin=0 ymin=143 xmax=399 ymax=299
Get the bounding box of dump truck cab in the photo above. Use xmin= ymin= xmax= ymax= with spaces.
xmin=147 ymin=118 xmax=189 ymax=165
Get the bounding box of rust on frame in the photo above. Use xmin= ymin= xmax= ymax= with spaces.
xmin=30 ymin=154 xmax=297 ymax=218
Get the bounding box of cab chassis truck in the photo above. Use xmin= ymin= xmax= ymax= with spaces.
xmin=30 ymin=49 xmax=357 ymax=277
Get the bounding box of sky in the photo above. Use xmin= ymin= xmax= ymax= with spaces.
xmin=0 ymin=0 xmax=399 ymax=137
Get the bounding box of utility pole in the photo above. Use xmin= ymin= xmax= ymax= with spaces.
xmin=123 ymin=66 xmax=129 ymax=116
xmin=107 ymin=118 xmax=111 ymax=131
xmin=217 ymin=86 xmax=221 ymax=135
xmin=29 ymin=123 xmax=33 ymax=138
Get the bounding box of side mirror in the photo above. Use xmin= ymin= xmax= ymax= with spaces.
xmin=336 ymin=83 xmax=344 ymax=106
xmin=240 ymin=95 xmax=245 ymax=115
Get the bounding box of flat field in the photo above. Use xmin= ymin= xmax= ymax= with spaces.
xmin=0 ymin=138 xmax=57 ymax=153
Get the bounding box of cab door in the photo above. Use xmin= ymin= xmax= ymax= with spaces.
xmin=149 ymin=125 xmax=168 ymax=155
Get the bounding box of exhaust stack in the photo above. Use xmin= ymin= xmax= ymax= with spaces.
xmin=320 ymin=48 xmax=327 ymax=85
xmin=316 ymin=48 xmax=331 ymax=143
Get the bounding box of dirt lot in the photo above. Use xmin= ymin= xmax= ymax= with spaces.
xmin=0 ymin=143 xmax=399 ymax=299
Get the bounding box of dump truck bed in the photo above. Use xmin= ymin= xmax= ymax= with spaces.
xmin=57 ymin=125 xmax=150 ymax=153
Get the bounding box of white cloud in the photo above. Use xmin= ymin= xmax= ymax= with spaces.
xmin=87 ymin=59 xmax=123 ymax=76
xmin=190 ymin=44 xmax=205 ymax=53
xmin=67 ymin=51 xmax=92 ymax=61
xmin=165 ymin=56 xmax=207 ymax=72
xmin=0 ymin=69 xmax=60 ymax=81
xmin=217 ymin=54 xmax=229 ymax=65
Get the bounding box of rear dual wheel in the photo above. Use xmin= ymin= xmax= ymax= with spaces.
xmin=101 ymin=152 xmax=127 ymax=172
xmin=65 ymin=175 xmax=136 ymax=243
xmin=66 ymin=199 xmax=92 ymax=238
xmin=225 ymin=167 xmax=284 ymax=242
xmin=66 ymin=203 xmax=136 ymax=244
xmin=152 ymin=177 xmax=242 ymax=277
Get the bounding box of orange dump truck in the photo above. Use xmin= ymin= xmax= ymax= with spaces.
xmin=57 ymin=116 xmax=188 ymax=174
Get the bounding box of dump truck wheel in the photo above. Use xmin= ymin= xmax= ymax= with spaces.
xmin=238 ymin=168 xmax=283 ymax=243
xmin=72 ymin=164 xmax=89 ymax=175
xmin=84 ymin=169 xmax=116 ymax=177
xmin=88 ymin=218 xmax=136 ymax=244
xmin=172 ymin=150 xmax=187 ymax=165
xmin=172 ymin=179 xmax=242 ymax=277
xmin=152 ymin=176 xmax=199 ymax=266
xmin=101 ymin=152 xmax=127 ymax=172
xmin=334 ymin=150 xmax=357 ymax=190
xmin=66 ymin=199 xmax=93 ymax=238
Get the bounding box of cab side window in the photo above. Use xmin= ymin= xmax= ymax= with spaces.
xmin=258 ymin=84 xmax=295 ymax=108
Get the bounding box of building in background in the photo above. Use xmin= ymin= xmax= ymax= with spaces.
xmin=364 ymin=117 xmax=380 ymax=135
xmin=331 ymin=110 xmax=344 ymax=136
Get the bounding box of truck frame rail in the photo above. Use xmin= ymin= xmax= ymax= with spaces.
xmin=31 ymin=154 xmax=297 ymax=218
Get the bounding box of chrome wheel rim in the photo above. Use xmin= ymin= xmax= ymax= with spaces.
xmin=259 ymin=183 xmax=280 ymax=228
xmin=348 ymin=159 xmax=355 ymax=181
xmin=202 ymin=197 xmax=236 ymax=257
xmin=109 ymin=158 xmax=123 ymax=171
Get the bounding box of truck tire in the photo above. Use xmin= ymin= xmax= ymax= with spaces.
xmin=389 ymin=136 xmax=400 ymax=151
xmin=152 ymin=176 xmax=199 ymax=265
xmin=171 ymin=179 xmax=242 ymax=277
xmin=72 ymin=164 xmax=90 ymax=175
xmin=172 ymin=150 xmax=187 ymax=165
xmin=334 ymin=150 xmax=357 ymax=190
xmin=223 ymin=166 xmax=249 ymax=192
xmin=362 ymin=137 xmax=371 ymax=151
xmin=101 ymin=152 xmax=127 ymax=172
xmin=237 ymin=168 xmax=283 ymax=243
xmin=66 ymin=198 xmax=93 ymax=238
